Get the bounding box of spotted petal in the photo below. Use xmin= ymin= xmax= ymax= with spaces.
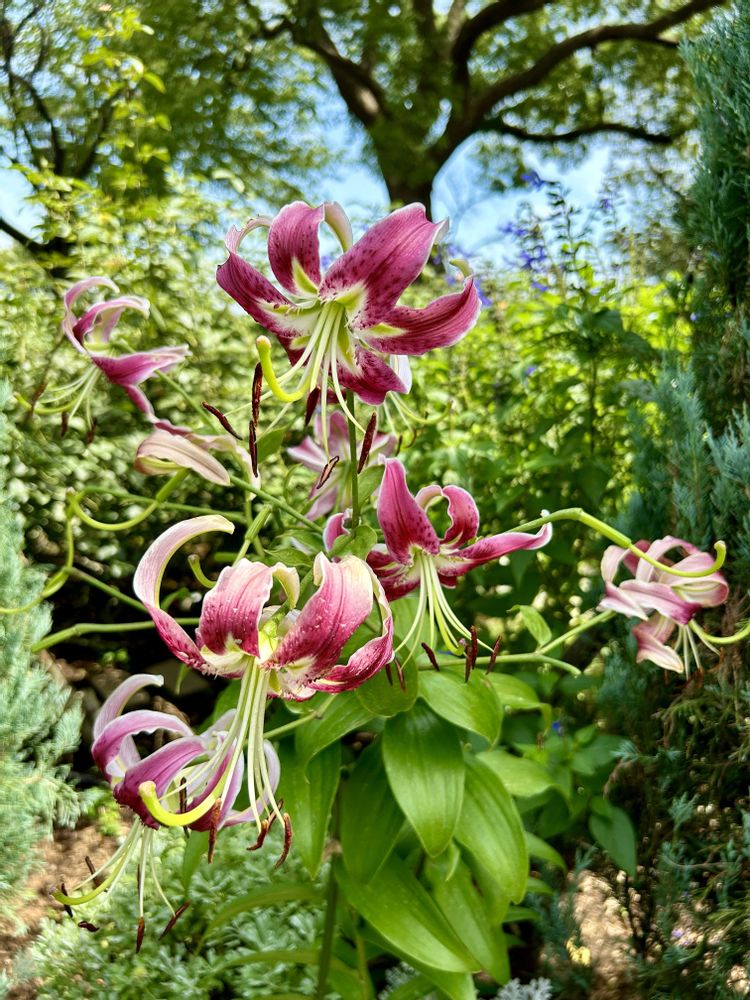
xmin=196 ymin=559 xmax=275 ymax=658
xmin=268 ymin=201 xmax=326 ymax=296
xmin=377 ymin=459 xmax=440 ymax=564
xmin=362 ymin=279 xmax=481 ymax=355
xmin=436 ymin=522 xmax=552 ymax=581
xmin=319 ymin=204 xmax=448 ymax=330
xmin=336 ymin=346 xmax=411 ymax=405
xmin=91 ymin=345 xmax=188 ymax=417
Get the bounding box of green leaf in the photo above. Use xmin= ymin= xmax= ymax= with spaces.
xmin=589 ymin=797 xmax=637 ymax=877
xmin=357 ymin=463 xmax=384 ymax=502
xmin=279 ymin=741 xmax=340 ymax=877
xmin=525 ymin=832 xmax=566 ymax=870
xmin=340 ymin=741 xmax=404 ymax=882
xmin=181 ymin=830 xmax=208 ymax=894
xmin=428 ymin=857 xmax=510 ymax=983
xmin=454 ymin=755 xmax=528 ymax=902
xmin=383 ymin=703 xmax=465 ymax=857
xmin=257 ymin=428 xmax=286 ymax=463
xmin=357 ymin=654 xmax=418 ymax=717
xmin=143 ymin=71 xmax=166 ymax=93
xmin=336 ymin=855 xmax=475 ymax=972
xmin=571 ymin=733 xmax=625 ymax=775
xmin=515 ymin=605 xmax=552 ymax=645
xmin=201 ymin=883 xmax=322 ymax=942
xmin=331 ymin=523 xmax=378 ymax=561
xmin=419 ymin=669 xmax=501 ymax=744
xmin=295 ymin=694 xmax=371 ymax=770
xmin=487 ymin=673 xmax=551 ymax=727
xmin=478 ymin=749 xmax=558 ymax=799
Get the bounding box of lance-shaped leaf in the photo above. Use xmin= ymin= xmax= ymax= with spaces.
xmin=383 ymin=702 xmax=465 ymax=857
xmin=340 ymin=741 xmax=404 ymax=882
xmin=419 ymin=669 xmax=501 ymax=744
xmin=279 ymin=740 xmax=341 ymax=878
xmin=295 ymin=693 xmax=372 ymax=771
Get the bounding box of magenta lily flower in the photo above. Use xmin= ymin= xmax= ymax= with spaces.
xmin=216 ymin=201 xmax=481 ymax=418
xmin=54 ymin=674 xmax=279 ymax=947
xmin=598 ymin=536 xmax=729 ymax=674
xmin=328 ymin=459 xmax=551 ymax=657
xmin=131 ymin=516 xmax=393 ymax=831
xmin=56 ymin=277 xmax=188 ymax=422
xmin=287 ymin=410 xmax=396 ymax=518
xmin=135 ymin=426 xmax=260 ymax=488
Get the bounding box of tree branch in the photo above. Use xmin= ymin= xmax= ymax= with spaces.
xmin=0 ymin=214 xmax=43 ymax=253
xmin=487 ymin=118 xmax=679 ymax=145
xmin=451 ymin=0 xmax=552 ymax=79
xmin=473 ymin=0 xmax=724 ymax=119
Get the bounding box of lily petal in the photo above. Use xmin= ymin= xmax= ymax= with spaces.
xmin=92 ymin=709 xmax=193 ymax=783
xmin=222 ymin=741 xmax=282 ymax=827
xmin=598 ymin=582 xmax=650 ymax=620
xmin=270 ymin=554 xmax=375 ymax=682
xmin=319 ymin=204 xmax=448 ymax=329
xmin=268 ymin=201 xmax=325 ymax=296
xmin=196 ymin=559 xmax=275 ymax=658
xmin=362 ymin=279 xmax=481 ymax=355
xmin=91 ymin=346 xmax=188 ymax=417
xmin=436 ymin=522 xmax=552 ymax=580
xmin=135 ymin=429 xmax=231 ymax=486
xmin=114 ymin=735 xmax=207 ymax=827
xmin=617 ymin=580 xmax=702 ymax=625
xmin=93 ymin=673 xmax=164 ymax=773
xmin=441 ymin=486 xmax=480 ymax=547
xmin=377 ymin=459 xmax=440 ymax=564
xmin=633 ymin=617 xmax=684 ymax=673
xmin=336 ymin=346 xmax=411 ymax=405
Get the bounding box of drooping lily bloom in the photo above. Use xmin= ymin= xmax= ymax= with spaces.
xmin=327 ymin=459 xmax=551 ymax=657
xmin=598 ymin=536 xmax=729 ymax=674
xmin=131 ymin=515 xmax=393 ymax=831
xmin=216 ymin=201 xmax=481 ymax=416
xmin=287 ymin=410 xmax=396 ymax=518
xmin=53 ymin=276 xmax=188 ymax=422
xmin=135 ymin=426 xmax=260 ymax=488
xmin=54 ymin=674 xmax=278 ymax=947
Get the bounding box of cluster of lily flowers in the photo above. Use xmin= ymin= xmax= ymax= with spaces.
xmin=48 ymin=200 xmax=733 ymax=946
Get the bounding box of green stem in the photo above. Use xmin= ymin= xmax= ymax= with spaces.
xmin=32 ymin=617 xmax=200 ymax=652
xmin=229 ymin=474 xmax=317 ymax=529
xmin=316 ymin=859 xmax=339 ymax=1000
xmin=80 ymin=485 xmax=246 ymax=523
xmin=158 ymin=371 xmax=216 ymax=429
xmin=264 ymin=695 xmax=335 ymax=740
xmin=433 ymin=651 xmax=581 ymax=675
xmin=510 ymin=507 xmax=726 ymax=579
xmin=346 ymin=390 xmax=360 ymax=531
xmin=65 ymin=567 xmax=147 ymax=613
xmin=690 ymin=617 xmax=750 ymax=646
xmin=537 ymin=610 xmax=614 ymax=656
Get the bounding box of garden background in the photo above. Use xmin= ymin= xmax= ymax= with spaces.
xmin=2 ymin=0 xmax=750 ymax=997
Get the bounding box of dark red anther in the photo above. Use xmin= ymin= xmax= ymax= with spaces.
xmin=59 ymin=882 xmax=74 ymax=920
xmin=487 ymin=636 xmax=502 ymax=673
xmin=304 ymin=386 xmax=321 ymax=426
xmin=395 ymin=434 xmax=403 ymax=456
xmin=357 ymin=412 xmax=378 ymax=473
xmin=274 ymin=813 xmax=293 ymax=870
xmin=85 ymin=855 xmax=103 ymax=887
xmin=60 ymin=411 xmax=69 ymax=438
xmin=159 ymin=901 xmax=191 ymax=939
xmin=384 ymin=662 xmax=394 ymax=686
xmin=421 ymin=643 xmax=440 ymax=671
xmin=202 ymin=401 xmax=241 ymax=439
xmin=78 ymin=920 xmax=99 ymax=932
xmin=252 ymin=363 xmax=263 ymax=428
xmin=207 ymin=802 xmax=222 ymax=863
xmin=179 ymin=779 xmax=187 ymax=815
xmin=395 ymin=659 xmax=406 ymax=691
xmin=248 ymin=421 xmax=258 ymax=477
xmin=464 ymin=629 xmax=478 ymax=682
xmin=247 ymin=819 xmax=270 ymax=852
xmin=315 ymin=455 xmax=339 ymax=491
xmin=135 ymin=916 xmax=146 ymax=953
xmin=29 ymin=379 xmax=47 ymax=413
xmin=84 ymin=418 xmax=97 ymax=445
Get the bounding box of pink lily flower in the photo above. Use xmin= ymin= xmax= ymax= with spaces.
xmin=287 ymin=410 xmax=396 ymax=518
xmin=54 ymin=674 xmax=279 ymax=947
xmin=135 ymin=426 xmax=260 ymax=488
xmin=598 ymin=536 xmax=729 ymax=674
xmin=216 ymin=201 xmax=481 ymax=417
xmin=328 ymin=459 xmax=551 ymax=657
xmin=59 ymin=277 xmax=188 ymax=422
xmin=131 ymin=515 xmax=393 ymax=832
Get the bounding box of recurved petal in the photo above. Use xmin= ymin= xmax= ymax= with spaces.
xmin=323 ymin=510 xmax=350 ymax=551
xmin=91 ymin=345 xmax=188 ymax=407
xmin=319 ymin=204 xmax=448 ymax=329
xmin=597 ymin=581 xmax=650 ymax=620
xmin=377 ymin=459 xmax=440 ymax=564
xmin=268 ymin=201 xmax=325 ymax=296
xmin=335 ymin=345 xmax=411 ymax=405
xmin=312 ymin=566 xmax=394 ymax=692
xmin=216 ymin=246 xmax=316 ymax=346
xmin=114 ymin=735 xmax=207 ymax=827
xmin=634 ymin=536 xmax=689 ymax=582
xmin=362 ymin=279 xmax=481 ymax=355
xmin=270 ymin=554 xmax=374 ymax=679
xmin=287 ymin=435 xmax=328 ymax=472
xmin=93 ymin=674 xmax=164 ymax=741
xmin=197 ymin=559 xmax=275 ymax=657
xmin=617 ymin=580 xmax=702 ymax=625
xmin=633 ymin=617 xmax=684 ymax=673
xmin=436 ymin=522 xmax=552 ymax=580
xmin=600 ymin=544 xmax=632 ymax=584
xmin=73 ymin=295 xmax=150 ymax=344
xmin=135 ymin=429 xmax=231 ymax=486
xmin=327 ymin=410 xmax=351 ymax=459
xmin=92 ymin=709 xmax=194 ymax=784
xmin=441 ymin=485 xmax=480 ymax=547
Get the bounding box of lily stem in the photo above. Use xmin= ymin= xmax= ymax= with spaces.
xmin=229 ymin=474 xmax=317 ymax=529
xmin=316 ymin=853 xmax=339 ymax=1000
xmin=264 ymin=695 xmax=335 ymax=740
xmin=32 ymin=617 xmax=200 ymax=653
xmin=346 ymin=390 xmax=360 ymax=531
